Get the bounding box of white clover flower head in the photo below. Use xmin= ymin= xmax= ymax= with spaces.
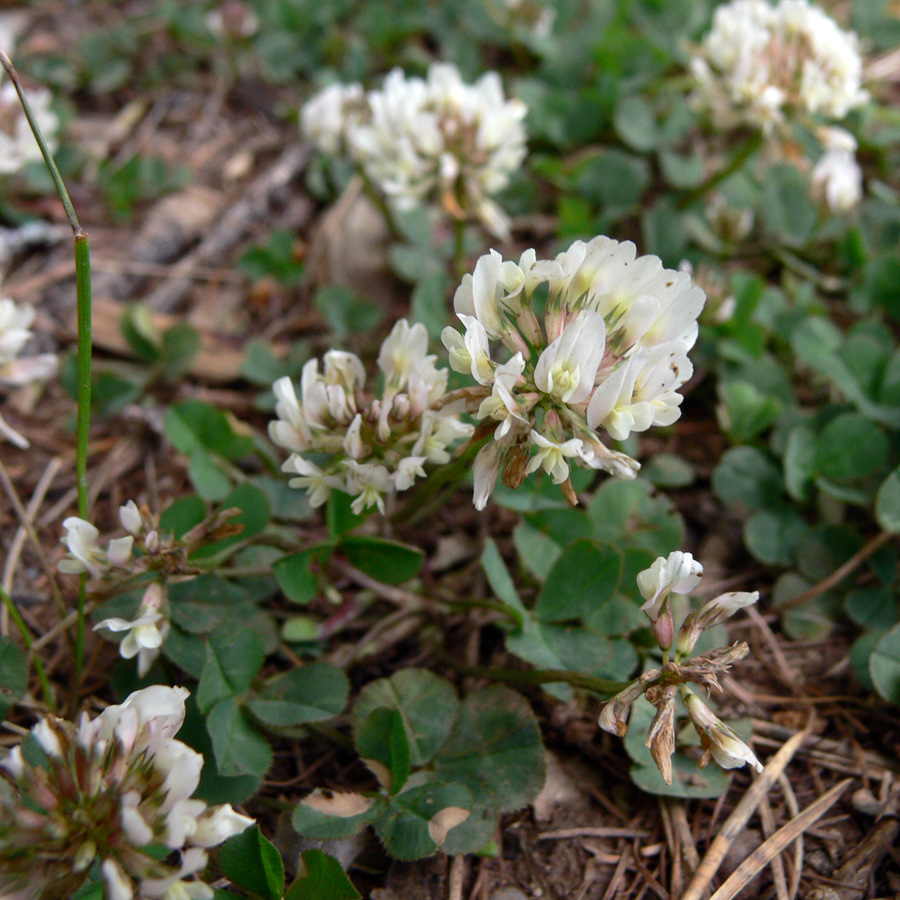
xmin=692 ymin=0 xmax=868 ymax=132
xmin=442 ymin=235 xmax=705 ymax=508
xmin=270 ymin=319 xmax=471 ymax=515
xmin=0 ymin=686 xmax=252 ymax=899
xmin=312 ymin=63 xmax=526 ymax=237
xmin=684 ymin=690 xmax=764 ymax=772
xmin=636 ymin=551 xmax=704 ymax=623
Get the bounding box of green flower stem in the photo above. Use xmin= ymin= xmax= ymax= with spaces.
xmin=451 ymin=662 xmax=629 ymax=697
xmin=0 ymin=582 xmax=55 ymax=712
xmin=677 ymin=130 xmax=764 ymax=209
xmin=0 ymin=51 xmax=94 ymax=680
xmin=390 ymin=435 xmax=489 ymax=526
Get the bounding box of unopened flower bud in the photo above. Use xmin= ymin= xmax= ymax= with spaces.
xmin=144 ymin=530 xmax=160 ymax=553
xmin=107 ymin=537 xmax=134 ymax=569
xmin=652 ymin=609 xmax=675 ymax=652
xmin=74 ymin=841 xmax=97 ymax=872
xmin=119 ymin=501 xmax=143 ymax=537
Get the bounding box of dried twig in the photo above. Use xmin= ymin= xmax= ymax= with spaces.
xmin=777 ymin=530 xmax=894 ymax=611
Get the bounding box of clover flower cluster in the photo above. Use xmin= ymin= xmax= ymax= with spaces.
xmin=0 ymin=686 xmax=254 ymax=900
xmin=0 ymin=297 xmax=57 ymax=448
xmin=599 ymin=551 xmax=762 ymax=784
xmin=58 ymin=501 xmax=246 ymax=676
xmin=269 ymin=319 xmax=472 ymax=515
xmin=442 ymin=237 xmax=705 ymax=508
xmin=691 ymin=0 xmax=868 ymax=133
xmin=301 ymin=63 xmax=527 ymax=239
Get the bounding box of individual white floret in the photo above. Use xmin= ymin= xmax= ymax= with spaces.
xmin=94 ymin=583 xmax=170 ymax=677
xmin=58 ymin=517 xmax=133 ymax=579
xmin=191 ymin=804 xmax=256 ymax=848
xmin=811 ymin=127 xmax=863 ymax=211
xmin=343 ymin=459 xmax=394 ymax=514
xmin=477 ymin=353 xmax=528 ymax=440
xmin=636 ymin=551 xmax=704 ymax=622
xmin=534 ymin=311 xmax=607 ymax=405
xmin=524 ymin=431 xmax=587 ymax=484
xmin=472 ymin=441 xmax=504 ymax=511
xmin=281 ymin=455 xmax=345 ymax=508
xmin=102 ymin=858 xmax=134 ymax=900
xmin=684 ymin=690 xmax=764 ymax=772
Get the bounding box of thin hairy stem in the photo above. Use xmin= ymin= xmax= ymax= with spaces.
xmin=450 ymin=662 xmax=629 ymax=696
xmin=390 ymin=436 xmax=489 ymax=526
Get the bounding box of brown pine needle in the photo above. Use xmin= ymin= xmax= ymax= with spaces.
xmin=708 ymin=779 xmax=853 ymax=900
